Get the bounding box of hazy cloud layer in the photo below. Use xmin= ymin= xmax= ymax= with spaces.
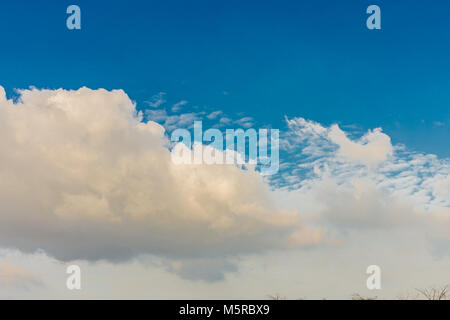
xmin=0 ymin=260 xmax=42 ymax=288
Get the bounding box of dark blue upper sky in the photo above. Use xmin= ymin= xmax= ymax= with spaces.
xmin=0 ymin=0 xmax=449 ymax=156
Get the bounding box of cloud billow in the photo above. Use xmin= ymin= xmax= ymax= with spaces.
xmin=0 ymin=86 xmax=320 ymax=268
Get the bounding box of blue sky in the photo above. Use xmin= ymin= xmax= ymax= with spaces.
xmin=0 ymin=0 xmax=448 ymax=158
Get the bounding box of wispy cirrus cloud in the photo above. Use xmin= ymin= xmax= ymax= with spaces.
xmin=171 ymin=100 xmax=188 ymax=113
xmin=144 ymin=92 xmax=166 ymax=108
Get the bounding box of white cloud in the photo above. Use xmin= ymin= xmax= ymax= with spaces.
xmin=207 ymin=110 xmax=222 ymax=120
xmin=284 ymin=117 xmax=392 ymax=167
xmin=328 ymin=125 xmax=392 ymax=167
xmin=433 ymin=174 xmax=450 ymax=201
xmin=172 ymin=100 xmax=188 ymax=113
xmin=219 ymin=117 xmax=232 ymax=124
xmin=234 ymin=117 xmax=254 ymax=129
xmin=146 ymin=108 xmax=204 ymax=131
xmin=145 ymin=92 xmax=166 ymax=108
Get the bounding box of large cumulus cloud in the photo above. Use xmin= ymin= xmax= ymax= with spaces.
xmin=0 ymin=86 xmax=321 ymax=265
